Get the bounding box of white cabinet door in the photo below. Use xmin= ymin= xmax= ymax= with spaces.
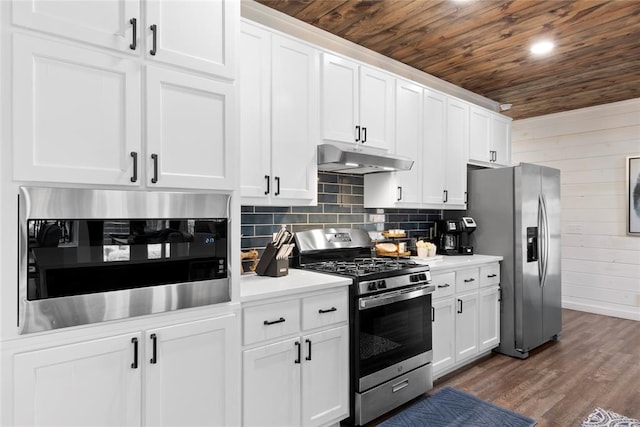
xmin=492 ymin=114 xmax=512 ymax=166
xmin=145 ymin=0 xmax=237 ymax=78
xmin=271 ymin=34 xmax=318 ymax=202
xmin=432 ymin=298 xmax=455 ymax=377
xmin=12 ymin=0 xmax=140 ymax=52
xmin=422 ymin=89 xmax=447 ymax=207
xmin=455 ymin=292 xmax=478 ymax=362
xmin=359 ymin=66 xmax=394 ymax=151
xmin=393 ymin=79 xmax=423 ymax=206
xmin=469 ymin=106 xmax=492 ymax=163
xmin=301 ymin=325 xmax=349 ymax=427
xmin=145 ymin=314 xmax=239 ymax=427
xmin=479 ymin=286 xmax=501 ymax=351
xmin=146 ymin=66 xmax=235 ymax=190
xmin=243 ymin=338 xmax=301 ymax=427
xmin=444 ymin=97 xmax=469 ymax=209
xmin=240 ymin=21 xmax=272 ymax=201
xmin=13 ymin=333 xmax=142 ymax=427
xmin=13 ymin=34 xmax=141 ymax=185
xmin=321 ymin=53 xmax=359 ymax=145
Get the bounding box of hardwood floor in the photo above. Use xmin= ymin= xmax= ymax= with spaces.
xmin=368 ymin=309 xmax=640 ymax=426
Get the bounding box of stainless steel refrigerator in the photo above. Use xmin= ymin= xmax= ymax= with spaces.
xmin=467 ymin=163 xmax=561 ymax=359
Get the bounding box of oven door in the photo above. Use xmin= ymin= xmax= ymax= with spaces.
xmin=356 ymin=283 xmax=433 ymax=392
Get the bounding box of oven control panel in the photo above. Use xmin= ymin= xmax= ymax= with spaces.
xmin=359 ymin=270 xmax=431 ymax=295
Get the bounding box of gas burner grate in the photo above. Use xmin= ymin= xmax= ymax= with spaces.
xmin=302 ymin=257 xmax=419 ymax=277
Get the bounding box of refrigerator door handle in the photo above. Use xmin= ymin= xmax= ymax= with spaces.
xmin=540 ymin=194 xmax=550 ymax=288
xmin=537 ymin=195 xmax=544 ymax=287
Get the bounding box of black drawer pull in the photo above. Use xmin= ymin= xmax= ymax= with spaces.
xmin=437 ymin=283 xmax=450 ymax=288
xmin=150 ymin=24 xmax=157 ymax=55
xmin=129 ymin=18 xmax=137 ymax=50
xmin=131 ymin=337 xmax=138 ymax=369
xmin=318 ymin=307 xmax=337 ymax=314
xmin=464 ymin=278 xmax=475 ymax=283
xmin=151 ymin=153 xmax=158 ymax=183
xmin=294 ymin=341 xmax=301 ymax=364
xmin=264 ymin=175 xmax=270 ymax=195
xmin=487 ymin=274 xmax=497 ymax=278
xmin=457 ymin=299 xmax=463 ymax=314
xmin=149 ymin=333 xmax=158 ymax=364
xmin=130 ymin=151 xmax=138 ymax=182
xmin=305 ymin=339 xmax=312 ymax=361
xmin=264 ymin=317 xmax=285 ymax=326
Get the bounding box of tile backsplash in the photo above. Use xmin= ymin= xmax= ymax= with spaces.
xmin=241 ymin=172 xmax=442 ymax=255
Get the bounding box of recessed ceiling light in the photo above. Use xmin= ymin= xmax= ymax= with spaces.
xmin=530 ymin=40 xmax=554 ymax=55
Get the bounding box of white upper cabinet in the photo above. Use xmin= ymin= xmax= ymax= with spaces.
xmin=469 ymin=105 xmax=512 ymax=167
xmin=321 ymin=52 xmax=393 ymax=151
xmin=12 ymin=0 xmax=141 ymax=53
xmin=240 ymin=20 xmax=318 ymax=205
xmin=10 ymin=0 xmax=238 ymax=189
xmin=146 ymin=66 xmax=235 ymax=190
xmin=444 ymin=97 xmax=469 ymax=209
xmin=145 ymin=0 xmax=237 ymax=78
xmin=422 ymin=89 xmax=447 ymax=208
xmin=13 ymin=34 xmax=141 ymax=186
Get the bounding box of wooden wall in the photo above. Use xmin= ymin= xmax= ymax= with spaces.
xmin=511 ymin=98 xmax=640 ymax=321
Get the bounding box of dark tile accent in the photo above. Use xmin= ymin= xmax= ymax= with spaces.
xmin=241 ymin=172 xmax=442 ymax=252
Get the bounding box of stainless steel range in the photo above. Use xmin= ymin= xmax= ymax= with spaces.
xmin=294 ymin=228 xmax=434 ymax=426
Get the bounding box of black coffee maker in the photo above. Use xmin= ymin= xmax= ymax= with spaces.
xmin=436 ymin=217 xmax=477 ymax=255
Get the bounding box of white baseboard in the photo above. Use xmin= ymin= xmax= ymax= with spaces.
xmin=562 ymin=300 xmax=640 ymax=321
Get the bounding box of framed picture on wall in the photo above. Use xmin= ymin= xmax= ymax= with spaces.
xmin=628 ymin=156 xmax=640 ymax=235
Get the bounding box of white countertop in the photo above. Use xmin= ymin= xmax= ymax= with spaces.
xmin=411 ymin=254 xmax=503 ymax=272
xmin=240 ymin=254 xmax=502 ymax=302
xmin=240 ymin=269 xmax=351 ymax=303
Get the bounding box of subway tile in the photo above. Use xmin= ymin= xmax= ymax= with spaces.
xmin=324 ymin=204 xmax=351 ymax=213
xmin=338 ymin=175 xmax=362 ymax=185
xmin=339 ymin=194 xmax=363 ymax=205
xmin=241 ymin=236 xmax=272 ymax=249
xmin=409 ymin=214 xmax=428 ymax=222
xmin=291 ymin=205 xmax=324 ymax=213
xmin=241 ymin=213 xmax=274 ymax=225
xmin=291 ymin=224 xmax=321 ymax=233
xmin=241 ymin=225 xmax=255 ymax=237
xmin=241 ymin=206 xmax=255 ymax=213
xmin=338 ymin=214 xmax=364 ymax=223
xmin=318 ymin=193 xmax=338 ymax=204
xmin=323 ymin=184 xmax=340 ymax=194
xmin=318 ymin=172 xmax=338 ymax=183
xmin=273 ymin=213 xmax=309 ymax=224
xmin=351 ymin=185 xmax=364 ymax=195
xmin=255 ymin=224 xmax=281 ymax=236
xmin=255 ymin=206 xmax=291 ymax=213
xmin=309 ymin=214 xmax=338 ymax=224
xmin=387 ymin=214 xmax=409 ymax=222
xmin=339 ymin=185 xmax=352 ymax=195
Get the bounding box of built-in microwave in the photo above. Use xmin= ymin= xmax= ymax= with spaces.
xmin=18 ymin=187 xmax=231 ymax=334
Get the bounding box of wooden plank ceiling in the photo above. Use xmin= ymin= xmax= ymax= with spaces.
xmin=254 ymin=0 xmax=640 ymax=120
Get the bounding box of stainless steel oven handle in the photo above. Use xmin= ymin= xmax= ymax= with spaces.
xmin=359 ymin=283 xmax=434 ymax=310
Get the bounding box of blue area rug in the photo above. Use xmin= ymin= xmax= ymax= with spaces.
xmin=378 ymin=387 xmax=536 ymax=427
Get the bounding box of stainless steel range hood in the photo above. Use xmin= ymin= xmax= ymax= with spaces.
xmin=317 ymin=144 xmax=414 ymax=174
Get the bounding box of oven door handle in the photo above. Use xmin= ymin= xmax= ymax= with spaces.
xmin=359 ymin=283 xmax=434 ymax=310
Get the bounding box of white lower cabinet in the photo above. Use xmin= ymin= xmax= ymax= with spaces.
xmin=12 ymin=313 xmax=239 ymax=427
xmin=431 ymin=262 xmax=501 ymax=380
xmin=242 ymin=288 xmax=349 ymax=426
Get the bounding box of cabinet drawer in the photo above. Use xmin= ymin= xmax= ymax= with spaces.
xmin=480 ymin=263 xmax=500 ymax=287
xmin=431 ymin=272 xmax=455 ymax=299
xmin=243 ymin=299 xmax=300 ymax=345
xmin=302 ymin=288 xmax=348 ymax=331
xmin=456 ymin=268 xmax=479 ymax=293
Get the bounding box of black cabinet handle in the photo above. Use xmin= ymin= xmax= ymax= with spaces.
xmin=437 ymin=283 xmax=450 ymax=288
xmin=129 ymin=18 xmax=137 ymax=50
xmin=305 ymin=339 xmax=312 ymax=361
xmin=130 ymin=152 xmax=138 ymax=182
xmin=150 ymin=333 xmax=158 ymax=364
xmin=498 ymin=289 xmax=502 ymax=302
xmin=131 ymin=337 xmax=138 ymax=369
xmin=443 ymin=189 xmax=448 ymax=203
xmin=464 ymin=191 xmax=468 ymax=204
xmin=431 ymin=306 xmax=435 ymax=322
xmin=487 ymin=274 xmax=497 ymax=278
xmin=294 ymin=341 xmax=301 ymax=364
xmin=264 ymin=175 xmax=270 ymax=195
xmin=263 ymin=317 xmax=285 ymax=326
xmin=151 ymin=153 xmax=158 ymax=183
xmin=355 ymin=125 xmax=361 ymax=142
xmin=150 ymin=24 xmax=157 ymax=55
xmin=274 ymin=176 xmax=280 ymax=196
xmin=457 ymin=299 xmax=463 ymax=314
xmin=362 ymin=127 xmax=367 ymax=143
xmin=464 ymin=278 xmax=475 ymax=283
xmin=397 ymin=186 xmax=402 ymax=201
xmin=318 ymin=307 xmax=337 ymax=314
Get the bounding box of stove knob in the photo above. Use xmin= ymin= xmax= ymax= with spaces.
xmin=410 ymin=275 xmax=419 ymax=282
xmin=419 ymin=273 xmax=427 ymax=281
xmin=368 ymin=282 xmax=378 ymax=291
xmin=377 ymin=280 xmax=387 ymax=289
